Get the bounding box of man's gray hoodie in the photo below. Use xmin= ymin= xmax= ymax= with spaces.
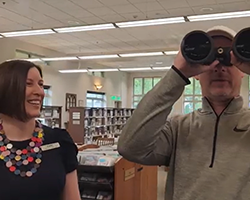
xmin=118 ymin=67 xmax=250 ymax=200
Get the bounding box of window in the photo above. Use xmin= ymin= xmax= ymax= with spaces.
xmin=86 ymin=91 xmax=106 ymax=108
xmin=43 ymin=85 xmax=52 ymax=106
xmin=133 ymin=77 xmax=161 ymax=108
xmin=15 ymin=50 xmax=43 ymax=59
xmin=183 ymin=78 xmax=202 ymax=114
xmin=15 ymin=50 xmax=49 ymax=65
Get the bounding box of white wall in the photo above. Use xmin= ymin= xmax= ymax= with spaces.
xmin=0 ymin=38 xmax=127 ymax=127
xmin=43 ymin=66 xmax=127 ymax=125
xmin=127 ymin=70 xmax=250 ymax=114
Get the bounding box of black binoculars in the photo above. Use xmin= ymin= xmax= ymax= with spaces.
xmin=181 ymin=27 xmax=250 ymax=66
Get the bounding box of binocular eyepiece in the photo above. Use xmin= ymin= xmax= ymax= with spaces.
xmin=181 ymin=27 xmax=250 ymax=66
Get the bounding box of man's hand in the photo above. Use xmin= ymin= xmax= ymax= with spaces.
xmin=231 ymin=51 xmax=250 ymax=75
xmin=174 ymin=50 xmax=219 ymax=78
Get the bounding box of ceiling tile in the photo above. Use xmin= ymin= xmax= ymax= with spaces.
xmin=58 ymin=18 xmax=85 ymax=26
xmin=43 ymin=0 xmax=80 ymax=11
xmin=88 ymin=32 xmax=116 ymax=41
xmin=99 ymin=0 xmax=130 ymax=6
xmin=111 ymin=4 xmax=140 ymax=13
xmin=120 ymin=12 xmax=147 ymax=20
xmin=128 ymin=0 xmax=156 ymax=3
xmin=44 ymin=11 xmax=72 ymax=21
xmin=167 ymin=7 xmax=194 ymax=16
xmin=28 ymin=12 xmax=50 ymax=22
xmin=217 ymin=0 xmax=245 ymax=3
xmin=187 ymin=0 xmax=217 ymax=6
xmin=79 ymin=16 xmax=105 ymax=24
xmin=192 ymin=4 xmax=224 ymax=14
xmin=29 ymin=1 xmax=72 ymax=20
xmin=0 ymin=0 xmax=33 ymax=17
xmin=133 ymin=2 xmax=164 ymax=11
xmin=70 ymin=0 xmax=104 ymax=8
xmin=0 ymin=24 xmax=29 ymax=32
xmin=158 ymin=0 xmax=189 ymax=9
xmin=142 ymin=10 xmax=169 ymax=18
xmin=40 ymin=19 xmax=65 ymax=27
xmin=100 ymin=14 xmax=126 ymax=23
xmin=221 ymin=2 xmax=250 ymax=12
xmin=0 ymin=17 xmax=16 ymax=25
xmin=88 ymin=7 xmax=117 ymax=16
xmin=68 ymin=9 xmax=94 ymax=18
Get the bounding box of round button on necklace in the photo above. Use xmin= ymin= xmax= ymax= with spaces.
xmin=0 ymin=121 xmax=44 ymax=177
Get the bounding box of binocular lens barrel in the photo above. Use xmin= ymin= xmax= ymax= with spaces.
xmin=181 ymin=31 xmax=213 ymax=64
xmin=233 ymin=28 xmax=250 ymax=62
xmin=181 ymin=27 xmax=250 ymax=64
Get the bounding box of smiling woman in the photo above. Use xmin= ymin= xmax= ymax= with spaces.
xmin=0 ymin=60 xmax=81 ymax=200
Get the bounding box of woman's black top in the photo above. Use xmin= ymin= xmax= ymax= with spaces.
xmin=0 ymin=125 xmax=78 ymax=200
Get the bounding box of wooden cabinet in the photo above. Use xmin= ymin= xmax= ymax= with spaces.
xmin=114 ymin=159 xmax=157 ymax=200
xmin=135 ymin=164 xmax=158 ymax=200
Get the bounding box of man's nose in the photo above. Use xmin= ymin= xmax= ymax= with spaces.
xmin=213 ymin=63 xmax=226 ymax=73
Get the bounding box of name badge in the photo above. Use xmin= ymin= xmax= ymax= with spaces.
xmin=41 ymin=142 xmax=60 ymax=152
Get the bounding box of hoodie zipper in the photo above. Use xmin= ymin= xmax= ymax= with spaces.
xmin=205 ymin=98 xmax=234 ymax=168
xmin=209 ymin=115 xmax=220 ymax=168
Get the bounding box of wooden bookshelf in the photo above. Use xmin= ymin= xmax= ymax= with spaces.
xmin=38 ymin=106 xmax=62 ymax=128
xmin=68 ymin=107 xmax=135 ymax=144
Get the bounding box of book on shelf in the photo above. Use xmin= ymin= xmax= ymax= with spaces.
xmin=38 ymin=106 xmax=62 ymax=128
xmin=68 ymin=107 xmax=135 ymax=144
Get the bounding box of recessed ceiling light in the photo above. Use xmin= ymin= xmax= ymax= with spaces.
xmin=67 ymin=21 xmax=81 ymax=25
xmin=200 ymin=8 xmax=213 ymax=12
xmin=156 ymin=62 xmax=163 ymax=65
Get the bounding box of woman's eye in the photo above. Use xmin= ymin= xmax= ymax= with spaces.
xmin=26 ymin=82 xmax=32 ymax=86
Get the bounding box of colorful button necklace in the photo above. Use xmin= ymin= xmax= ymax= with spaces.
xmin=0 ymin=121 xmax=44 ymax=177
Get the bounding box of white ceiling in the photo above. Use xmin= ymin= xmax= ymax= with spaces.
xmin=1 ymin=0 xmax=250 ymax=69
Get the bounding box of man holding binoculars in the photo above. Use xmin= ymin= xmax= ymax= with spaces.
xmin=118 ymin=26 xmax=250 ymax=200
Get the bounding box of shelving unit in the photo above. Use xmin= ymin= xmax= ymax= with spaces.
xmin=68 ymin=107 xmax=134 ymax=144
xmin=77 ymin=145 xmax=157 ymax=200
xmin=38 ymin=106 xmax=62 ymax=128
xmin=78 ymin=165 xmax=114 ymax=200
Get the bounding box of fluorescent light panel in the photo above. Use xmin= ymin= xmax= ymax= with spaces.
xmin=119 ymin=52 xmax=163 ymax=57
xmin=59 ymin=69 xmax=88 ymax=73
xmin=88 ymin=69 xmax=119 ymax=72
xmin=22 ymin=58 xmax=43 ymax=62
xmin=1 ymin=10 xmax=250 ymax=38
xmin=119 ymin=67 xmax=152 ymax=71
xmin=1 ymin=29 xmax=55 ymax=37
xmin=54 ymin=23 xmax=115 ymax=33
xmin=42 ymin=57 xmax=78 ymax=61
xmin=164 ymin=51 xmax=179 ymax=55
xmin=116 ymin=17 xmax=185 ymax=28
xmin=59 ymin=66 xmax=174 ymax=73
xmin=79 ymin=55 xmax=119 ymax=59
xmin=152 ymin=66 xmax=171 ymax=70
xmin=188 ymin=10 xmax=250 ymax=22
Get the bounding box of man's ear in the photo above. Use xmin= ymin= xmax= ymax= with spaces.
xmin=241 ymin=72 xmax=245 ymax=79
xmin=194 ymin=75 xmax=200 ymax=80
